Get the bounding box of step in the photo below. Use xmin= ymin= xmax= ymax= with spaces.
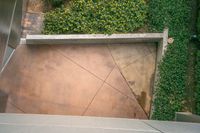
xmin=0 ymin=113 xmax=158 ymax=133
xmin=0 ymin=113 xmax=200 ymax=133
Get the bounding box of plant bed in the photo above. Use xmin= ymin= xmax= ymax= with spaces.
xmin=27 ymin=0 xmax=68 ymax=13
xmin=43 ymin=0 xmax=148 ymax=34
xmin=197 ymin=0 xmax=200 ymax=39
xmin=195 ymin=51 xmax=200 ymax=115
xmin=149 ymin=0 xmax=191 ymax=120
xmin=194 ymin=0 xmax=200 ymax=116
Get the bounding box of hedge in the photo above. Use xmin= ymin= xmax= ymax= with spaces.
xmin=198 ymin=14 xmax=200 ymax=38
xmin=195 ymin=51 xmax=200 ymax=115
xmin=149 ymin=0 xmax=191 ymax=120
xmin=43 ymin=0 xmax=148 ymax=34
xmin=196 ymin=0 xmax=200 ymax=115
xmin=198 ymin=1 xmax=200 ymax=38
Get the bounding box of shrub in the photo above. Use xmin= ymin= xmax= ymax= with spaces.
xmin=195 ymin=51 xmax=200 ymax=115
xmin=43 ymin=0 xmax=148 ymax=34
xmin=149 ymin=0 xmax=191 ymax=120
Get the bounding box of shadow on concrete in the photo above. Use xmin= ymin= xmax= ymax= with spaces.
xmin=0 ymin=90 xmax=8 ymax=113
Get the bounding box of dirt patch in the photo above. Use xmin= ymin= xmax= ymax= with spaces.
xmin=27 ymin=0 xmax=44 ymax=13
xmin=27 ymin=0 xmax=72 ymax=13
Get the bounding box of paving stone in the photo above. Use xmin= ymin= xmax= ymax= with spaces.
xmin=22 ymin=12 xmax=44 ymax=37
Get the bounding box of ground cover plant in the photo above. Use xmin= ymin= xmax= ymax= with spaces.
xmin=195 ymin=51 xmax=200 ymax=115
xmin=195 ymin=0 xmax=200 ymax=115
xmin=43 ymin=0 xmax=148 ymax=34
xmin=149 ymin=0 xmax=191 ymax=120
xmin=197 ymin=0 xmax=200 ymax=39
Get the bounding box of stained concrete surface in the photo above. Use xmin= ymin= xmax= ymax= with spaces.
xmin=0 ymin=43 xmax=156 ymax=118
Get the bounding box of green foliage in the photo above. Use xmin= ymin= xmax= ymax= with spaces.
xmin=149 ymin=0 xmax=191 ymax=120
xmin=198 ymin=13 xmax=200 ymax=37
xmin=195 ymin=1 xmax=200 ymax=116
xmin=45 ymin=0 xmax=64 ymax=8
xmin=43 ymin=0 xmax=148 ymax=34
xmin=195 ymin=51 xmax=200 ymax=115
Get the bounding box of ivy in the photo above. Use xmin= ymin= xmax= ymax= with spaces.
xmin=149 ymin=0 xmax=191 ymax=120
xmin=43 ymin=0 xmax=148 ymax=34
xmin=195 ymin=51 xmax=200 ymax=115
xmin=198 ymin=14 xmax=200 ymax=38
xmin=195 ymin=0 xmax=200 ymax=115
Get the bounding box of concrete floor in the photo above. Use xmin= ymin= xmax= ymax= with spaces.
xmin=0 ymin=43 xmax=156 ymax=119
